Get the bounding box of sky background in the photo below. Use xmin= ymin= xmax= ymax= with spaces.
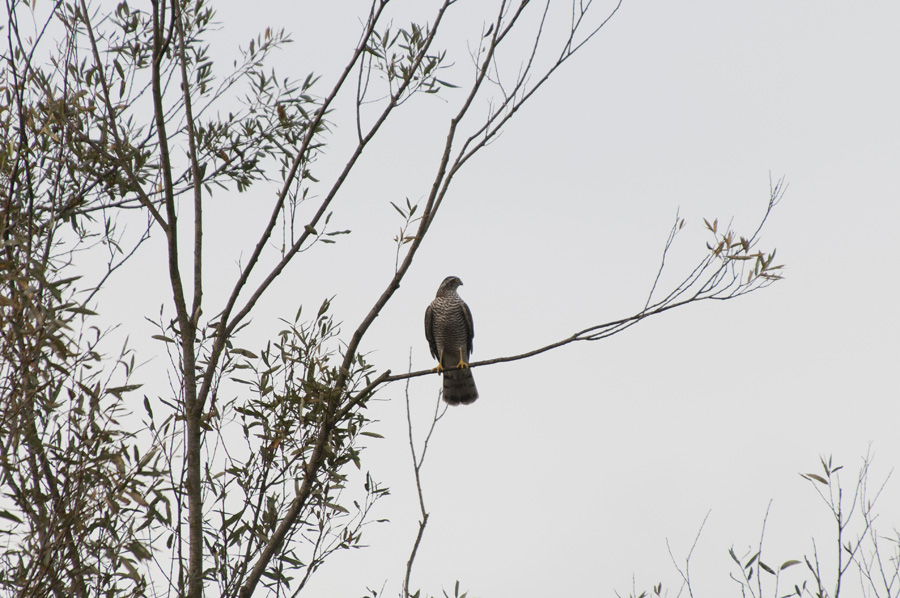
xmin=90 ymin=0 xmax=900 ymax=595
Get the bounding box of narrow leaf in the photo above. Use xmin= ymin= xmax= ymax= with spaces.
xmin=802 ymin=473 xmax=829 ymax=485
xmin=0 ymin=510 xmax=23 ymax=524
xmin=108 ymin=384 xmax=143 ymax=395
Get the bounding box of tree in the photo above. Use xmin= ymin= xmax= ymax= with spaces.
xmin=0 ymin=0 xmax=783 ymax=596
xmin=623 ymin=453 xmax=900 ymax=598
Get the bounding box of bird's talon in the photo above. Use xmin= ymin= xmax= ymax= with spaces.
xmin=456 ymin=348 xmax=469 ymax=369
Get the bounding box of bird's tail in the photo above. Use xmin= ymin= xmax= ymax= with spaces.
xmin=443 ymin=369 xmax=478 ymax=405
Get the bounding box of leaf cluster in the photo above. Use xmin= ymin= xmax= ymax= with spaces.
xmin=363 ymin=21 xmax=453 ymax=104
xmin=0 ymin=107 xmax=164 ymax=597
xmin=156 ymin=299 xmax=388 ymax=596
xmin=627 ymin=455 xmax=898 ymax=598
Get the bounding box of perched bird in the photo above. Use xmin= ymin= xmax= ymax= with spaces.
xmin=424 ymin=276 xmax=478 ymax=405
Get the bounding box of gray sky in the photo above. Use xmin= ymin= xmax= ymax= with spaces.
xmin=100 ymin=0 xmax=900 ymax=595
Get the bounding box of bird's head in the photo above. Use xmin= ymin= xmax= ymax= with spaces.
xmin=436 ymin=275 xmax=463 ymax=296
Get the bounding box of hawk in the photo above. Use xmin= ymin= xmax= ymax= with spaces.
xmin=424 ymin=275 xmax=478 ymax=405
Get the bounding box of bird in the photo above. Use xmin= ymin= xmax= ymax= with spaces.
xmin=424 ymin=275 xmax=478 ymax=405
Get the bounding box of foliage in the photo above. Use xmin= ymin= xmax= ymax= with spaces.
xmin=624 ymin=454 xmax=899 ymax=598
xmin=0 ymin=0 xmax=784 ymax=597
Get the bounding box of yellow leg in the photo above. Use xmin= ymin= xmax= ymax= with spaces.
xmin=432 ymin=349 xmax=444 ymax=373
xmin=455 ymin=348 xmax=469 ymax=369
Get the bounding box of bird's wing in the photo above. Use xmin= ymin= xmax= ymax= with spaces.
xmin=424 ymin=303 xmax=438 ymax=359
xmin=461 ymin=300 xmax=474 ymax=355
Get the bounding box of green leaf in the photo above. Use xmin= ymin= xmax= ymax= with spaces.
xmin=108 ymin=384 xmax=143 ymax=396
xmin=121 ymin=557 xmax=141 ymax=583
xmin=221 ymin=510 xmax=244 ymax=530
xmin=0 ymin=510 xmax=23 ymax=524
xmin=325 ymin=502 xmax=349 ymax=514
xmin=780 ymin=559 xmax=801 ymax=570
xmin=126 ymin=490 xmax=149 ymax=507
xmin=802 ymin=473 xmax=829 ymax=485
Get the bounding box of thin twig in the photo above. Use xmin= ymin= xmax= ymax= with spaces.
xmin=667 ymin=510 xmax=710 ymax=598
xmin=402 ymin=350 xmax=446 ymax=597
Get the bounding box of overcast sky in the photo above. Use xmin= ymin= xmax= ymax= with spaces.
xmin=95 ymin=0 xmax=900 ymax=595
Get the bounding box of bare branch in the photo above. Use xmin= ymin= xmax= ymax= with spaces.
xmin=403 ymin=351 xmax=447 ymax=597
xmin=667 ymin=510 xmax=711 ymax=598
